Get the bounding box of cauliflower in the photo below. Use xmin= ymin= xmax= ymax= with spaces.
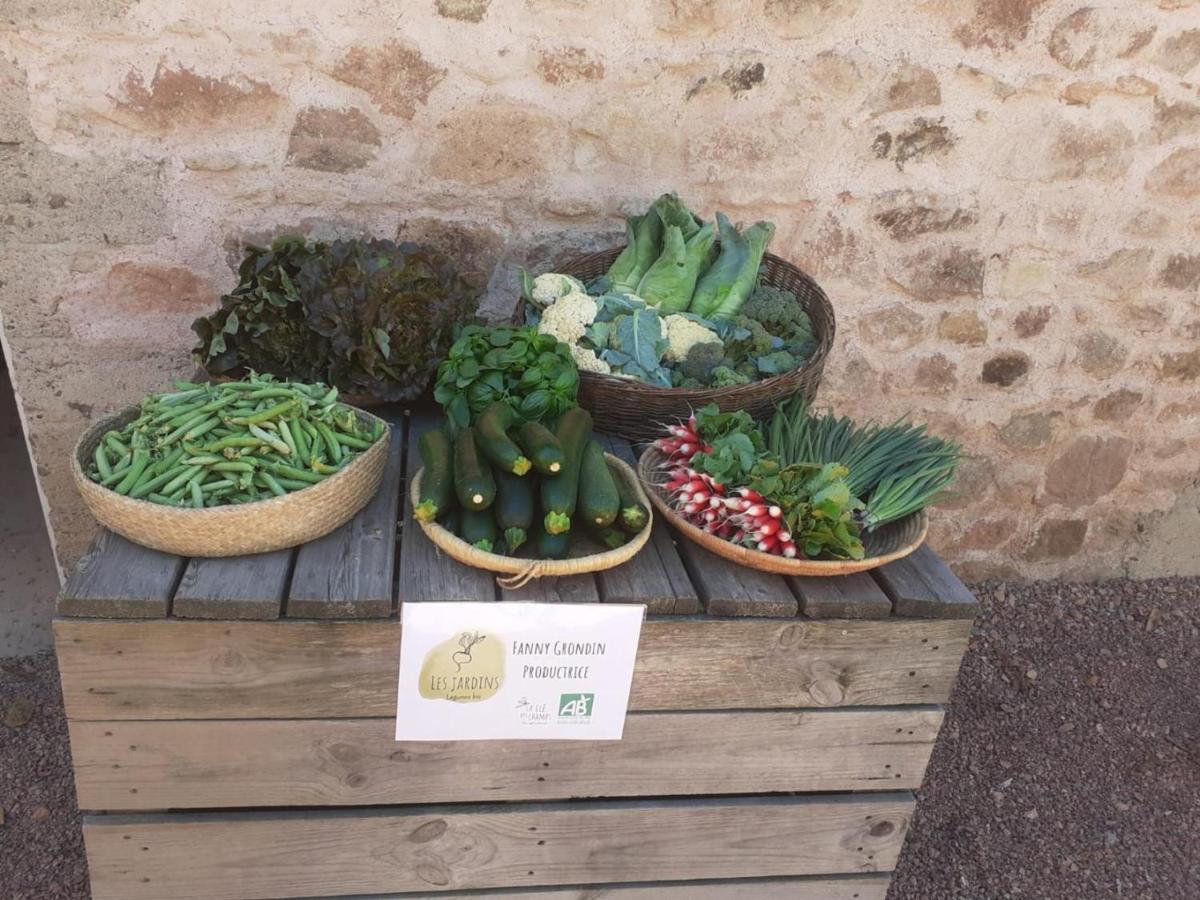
xmin=531 ymin=272 xmax=586 ymax=307
xmin=662 ymin=314 xmax=721 ymax=363
xmin=570 ymin=345 xmax=612 ymax=374
xmin=537 ymin=291 xmax=597 ymax=346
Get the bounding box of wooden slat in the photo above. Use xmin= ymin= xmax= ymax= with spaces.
xmin=789 ymin=572 xmax=893 ymax=619
xmin=873 ymin=544 xmax=979 ymax=619
xmin=499 ymin=575 xmax=599 ymax=603
xmin=286 ymin=416 xmax=405 ymax=619
xmin=54 ymin=617 xmax=972 ymax=720
xmin=172 ymin=550 xmax=291 ymax=620
xmin=58 ymin=530 xmax=183 ymax=618
xmin=594 ymin=435 xmax=700 ymax=615
xmin=69 ymin=707 xmax=942 ymax=810
xmin=218 ymin=873 xmax=895 ymax=900
xmin=398 ymin=412 xmax=496 ymax=605
xmin=82 ymin=794 xmax=914 ymax=900
xmin=673 ymin=540 xmax=799 ymax=617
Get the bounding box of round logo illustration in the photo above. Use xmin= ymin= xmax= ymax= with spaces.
xmin=418 ymin=629 xmax=505 ymax=703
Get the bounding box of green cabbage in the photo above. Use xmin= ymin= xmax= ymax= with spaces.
xmin=636 ymin=222 xmax=716 ymax=313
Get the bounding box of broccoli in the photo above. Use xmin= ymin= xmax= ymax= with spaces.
xmin=679 ymin=341 xmax=724 ymax=383
xmin=732 ymin=316 xmax=777 ymax=355
xmin=710 ymin=365 xmax=751 ymax=387
xmin=743 ymin=285 xmax=810 ymax=334
xmin=755 ymin=349 xmax=802 ymax=376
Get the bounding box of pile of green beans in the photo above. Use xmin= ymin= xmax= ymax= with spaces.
xmin=87 ymin=376 xmax=384 ymax=507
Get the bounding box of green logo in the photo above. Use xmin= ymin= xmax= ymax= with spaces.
xmin=558 ymin=693 xmax=594 ymax=718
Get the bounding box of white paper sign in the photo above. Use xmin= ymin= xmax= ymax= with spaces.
xmin=396 ymin=602 xmax=644 ymax=741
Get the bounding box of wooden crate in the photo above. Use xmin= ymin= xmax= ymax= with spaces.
xmin=55 ymin=412 xmax=978 ymax=900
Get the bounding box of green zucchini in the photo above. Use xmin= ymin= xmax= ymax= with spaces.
xmin=585 ymin=521 xmax=629 ymax=551
xmin=495 ymin=468 xmax=535 ymax=554
xmin=539 ymin=408 xmax=592 ymax=534
xmin=517 ymin=421 xmax=564 ymax=475
xmin=534 ymin=520 xmax=570 ymax=559
xmin=415 ymin=428 xmax=454 ymax=523
xmin=454 ymin=427 xmax=496 ymax=511
xmin=477 ymin=402 xmax=532 ymax=476
xmin=442 ymin=506 xmax=461 ymax=536
xmin=614 ymin=466 xmax=649 ymax=534
xmin=578 ymin=440 xmax=620 ymax=527
xmin=459 ymin=507 xmax=497 ymax=554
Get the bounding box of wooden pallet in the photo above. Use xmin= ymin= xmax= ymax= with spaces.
xmin=55 ymin=409 xmax=978 ymax=900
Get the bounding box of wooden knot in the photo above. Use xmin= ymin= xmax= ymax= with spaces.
xmin=408 ymin=819 xmax=448 ymax=844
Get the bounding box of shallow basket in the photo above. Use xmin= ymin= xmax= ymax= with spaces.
xmin=638 ymin=447 xmax=926 ymax=577
xmin=73 ymin=405 xmax=389 ymax=558
xmin=517 ymin=246 xmax=836 ymax=442
xmin=410 ymin=453 xmax=652 ymax=588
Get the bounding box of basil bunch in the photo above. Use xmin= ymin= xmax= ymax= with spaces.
xmin=434 ymin=325 xmax=579 ymax=431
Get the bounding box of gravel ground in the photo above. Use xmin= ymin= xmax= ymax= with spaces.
xmin=1 ymin=577 xmax=1196 ymax=899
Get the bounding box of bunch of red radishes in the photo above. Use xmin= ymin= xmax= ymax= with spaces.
xmin=654 ymin=418 xmax=799 ymax=559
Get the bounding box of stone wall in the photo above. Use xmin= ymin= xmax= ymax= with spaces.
xmin=1 ymin=0 xmax=1197 ymax=579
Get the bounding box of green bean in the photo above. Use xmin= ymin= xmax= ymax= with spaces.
xmin=184 ymin=455 xmax=223 ymax=466
xmin=199 ymin=478 xmax=236 ymax=493
xmin=230 ymin=399 xmax=296 ymax=426
xmin=315 ymin=423 xmax=342 ymax=464
xmin=273 ymin=477 xmax=313 ymax=491
xmin=205 ymin=436 xmax=262 ymax=452
xmin=146 ymin=492 xmax=179 ymax=505
xmin=212 ymin=461 xmax=256 ymax=473
xmin=104 ymin=432 xmax=129 ymax=459
xmin=319 ymin=386 xmax=338 ymax=405
xmin=93 ymin=444 xmax=113 ymax=480
xmin=158 ymin=387 xmax=209 ymax=406
xmin=159 ymin=411 xmax=211 ymax=446
xmin=371 ymin=418 xmax=383 ymax=441
xmin=286 ymin=419 xmax=310 ymax=466
xmin=246 ymin=387 xmax=299 ymax=400
xmin=184 ymin=417 xmax=222 ymax=441
xmin=153 ymin=400 xmax=207 ymax=427
xmin=114 ymin=448 xmax=151 ymax=495
xmin=311 ymin=459 xmax=342 ymax=475
xmin=249 ymin=424 xmax=291 ymax=455
xmin=266 ymin=462 xmax=325 ymax=483
xmin=162 ymin=465 xmax=202 ymax=495
xmin=101 ymin=461 xmax=132 ymax=487
xmin=189 ymin=480 xmax=204 ymax=508
xmin=257 ymin=472 xmax=287 ymax=497
xmin=334 ymin=432 xmax=374 ymax=450
xmin=129 ymin=466 xmax=186 ymax=500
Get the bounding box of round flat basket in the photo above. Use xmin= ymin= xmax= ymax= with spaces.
xmin=638 ymin=447 xmax=927 ymax=577
xmin=515 ymin=246 xmax=836 ymax=442
xmin=73 ymin=405 xmax=390 ymax=557
xmin=410 ymin=453 xmax=652 ymax=588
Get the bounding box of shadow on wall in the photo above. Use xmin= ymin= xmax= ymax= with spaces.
xmin=0 ymin=345 xmax=59 ymax=656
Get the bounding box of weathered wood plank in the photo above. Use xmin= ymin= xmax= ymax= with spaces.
xmin=873 ymin=544 xmax=979 ymax=619
xmin=172 ymin=550 xmax=291 ymax=620
xmin=286 ymin=417 xmax=404 ymax=619
xmin=82 ymin=794 xmax=914 ymax=900
xmin=58 ymin=530 xmax=183 ymax=618
xmin=69 ymin=707 xmax=942 ymax=810
xmin=270 ymin=873 xmax=894 ymax=900
xmin=499 ymin=575 xmax=599 ymax=604
xmin=673 ymin=540 xmax=799 ymax=618
xmin=398 ymin=412 xmax=496 ymax=605
xmin=789 ymin=572 xmax=893 ymax=619
xmin=54 ymin=617 xmax=971 ymax=720
xmin=593 ymin=436 xmax=700 ymax=615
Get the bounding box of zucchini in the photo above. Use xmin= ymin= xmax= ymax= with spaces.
xmin=578 ymin=440 xmax=620 ymax=527
xmin=477 ymin=402 xmax=532 ymax=476
xmin=459 ymin=507 xmax=497 ymax=554
xmin=415 ymin=427 xmax=454 ymax=523
xmin=534 ymin=520 xmax=570 ymax=559
xmin=614 ymin=466 xmax=649 ymax=534
xmin=585 ymin=521 xmax=628 ymax=551
xmin=539 ymin=408 xmax=592 ymax=534
xmin=454 ymin=427 xmax=496 ymax=511
xmin=517 ymin=421 xmax=564 ymax=475
xmin=495 ymin=468 xmax=535 ymax=554
xmin=442 ymin=506 xmax=461 ymax=536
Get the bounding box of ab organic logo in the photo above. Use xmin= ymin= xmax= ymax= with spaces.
xmin=558 ymin=693 xmax=595 ymax=719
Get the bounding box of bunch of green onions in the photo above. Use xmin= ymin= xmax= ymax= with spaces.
xmin=87 ymin=375 xmax=382 ymax=507
xmin=767 ymin=397 xmax=962 ymax=530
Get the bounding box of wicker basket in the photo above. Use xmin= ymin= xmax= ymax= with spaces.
xmin=410 ymin=453 xmax=652 ymax=589
xmin=638 ymin=447 xmax=926 ymax=576
xmin=72 ymin=405 xmax=390 ymax=557
xmin=516 ymin=246 xmax=836 ymax=441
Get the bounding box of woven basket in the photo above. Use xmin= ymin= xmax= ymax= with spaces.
xmin=516 ymin=246 xmax=836 ymax=441
xmin=72 ymin=405 xmax=390 ymax=557
xmin=410 ymin=453 xmax=652 ymax=588
xmin=638 ymin=447 xmax=926 ymax=576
